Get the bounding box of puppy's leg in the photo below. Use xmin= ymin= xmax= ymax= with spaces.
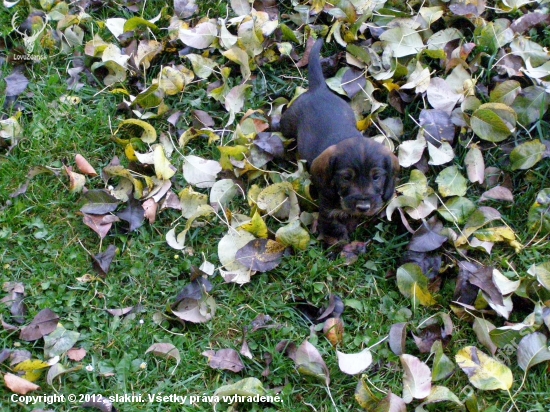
xmin=317 ymin=204 xmax=350 ymax=246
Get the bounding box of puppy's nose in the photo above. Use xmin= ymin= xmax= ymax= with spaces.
xmin=356 ymin=201 xmax=371 ymax=213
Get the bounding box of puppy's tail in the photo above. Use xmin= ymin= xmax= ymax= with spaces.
xmin=307 ymin=38 xmax=326 ymax=91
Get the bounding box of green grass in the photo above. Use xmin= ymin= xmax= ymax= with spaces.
xmin=1 ymin=1 xmax=550 ymax=412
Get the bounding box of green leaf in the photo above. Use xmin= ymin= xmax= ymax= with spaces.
xmin=431 ymin=341 xmax=455 ymax=381
xmin=123 ymin=16 xmax=158 ymax=32
xmin=396 ymin=263 xmax=436 ymax=309
xmin=397 ymin=169 xmax=430 ymax=200
xmin=528 ymin=261 xmax=550 ymax=291
xmin=43 ymin=325 xmax=80 ymax=358
xmin=509 ymin=139 xmax=546 ymax=170
xmin=470 ymin=103 xmax=516 ymax=142
xmin=438 ymin=196 xmax=476 ymax=224
xmin=517 ymin=332 xmax=550 ymax=372
xmin=380 ymin=27 xmax=425 ymax=58
xmin=527 ymin=188 xmax=550 ymax=235
xmin=512 ymin=86 xmax=549 ymax=126
xmin=489 ymin=80 xmax=521 ymax=105
xmin=435 ymin=166 xmax=468 ymax=197
xmin=213 ymin=377 xmax=266 ymax=405
xmin=455 ymin=346 xmax=513 ymax=391
xmin=275 ymin=219 xmax=310 ymax=250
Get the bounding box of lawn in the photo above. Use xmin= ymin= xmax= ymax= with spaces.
xmin=1 ymin=1 xmax=550 ymax=411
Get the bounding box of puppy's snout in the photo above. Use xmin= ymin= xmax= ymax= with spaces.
xmin=355 ymin=201 xmax=371 ymax=213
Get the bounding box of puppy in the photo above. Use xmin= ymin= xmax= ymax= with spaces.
xmin=280 ymin=38 xmax=399 ymax=246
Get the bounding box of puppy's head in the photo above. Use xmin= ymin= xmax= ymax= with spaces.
xmin=310 ymin=137 xmax=399 ymax=216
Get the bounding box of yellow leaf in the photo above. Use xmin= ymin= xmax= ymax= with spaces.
xmin=158 ymin=66 xmax=186 ymax=95
xmin=153 ymin=145 xmax=176 ymax=180
xmin=13 ymin=359 xmax=50 ymax=382
xmin=455 ymin=346 xmax=513 ymax=391
xmin=179 ymin=187 xmax=208 ymax=219
xmin=413 ymin=283 xmax=437 ymax=306
xmin=275 ymin=219 xmax=310 ymax=250
xmin=116 ymin=119 xmax=157 ymax=144
xmin=125 ymin=143 xmax=138 ymax=162
xmin=217 ymin=145 xmax=248 ymax=170
xmin=240 ymin=211 xmax=268 ymax=239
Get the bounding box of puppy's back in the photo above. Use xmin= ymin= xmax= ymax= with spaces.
xmin=280 ymin=38 xmax=362 ymax=164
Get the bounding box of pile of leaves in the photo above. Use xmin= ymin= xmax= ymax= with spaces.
xmin=2 ymin=0 xmax=550 ymax=410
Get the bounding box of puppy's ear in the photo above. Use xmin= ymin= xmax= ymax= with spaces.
xmin=383 ymin=151 xmax=400 ymax=201
xmin=310 ymin=145 xmax=338 ymax=189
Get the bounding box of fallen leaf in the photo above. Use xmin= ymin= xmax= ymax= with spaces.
xmin=396 ymin=263 xmax=437 ymax=308
xmin=116 ymin=197 xmax=145 ymax=232
xmin=19 ymin=309 xmax=59 ymax=342
xmin=436 ymin=166 xmax=468 ymax=197
xmin=336 ymin=348 xmax=372 ymax=375
xmin=75 ymin=154 xmax=98 ymax=177
xmin=480 ymin=186 xmax=514 ymax=202
xmin=82 ymin=214 xmax=120 ymax=239
xmin=323 ymin=317 xmax=344 ymax=347
xmin=294 ymin=340 xmax=330 ymax=385
xmin=464 ymin=146 xmax=485 ymax=184
xmin=145 ymin=343 xmax=181 ymax=364
xmin=4 ymin=373 xmax=40 ymax=395
xmin=517 ymin=332 xmax=550 ymax=372
xmin=67 ymin=348 xmax=87 ymax=361
xmin=182 ymin=155 xmax=221 ymax=188
xmin=92 ymin=244 xmax=117 ymax=276
xmin=455 ymin=346 xmax=513 ymax=390
xmin=82 ymin=394 xmax=114 ymax=412
xmin=43 ymin=324 xmax=80 ymax=358
xmin=235 ymin=239 xmax=285 ymax=272
xmin=401 ymin=354 xmax=432 ymax=403
xmin=202 ymin=348 xmax=244 ymax=372
xmin=431 ymin=340 xmax=455 ymax=381
xmin=213 ymin=377 xmax=266 ymax=407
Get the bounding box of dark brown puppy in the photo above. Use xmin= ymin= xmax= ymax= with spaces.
xmin=280 ymin=38 xmax=399 ymax=246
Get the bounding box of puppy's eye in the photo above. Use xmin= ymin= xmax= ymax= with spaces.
xmin=341 ymin=173 xmax=352 ymax=181
xmin=372 ymin=174 xmax=381 ymax=182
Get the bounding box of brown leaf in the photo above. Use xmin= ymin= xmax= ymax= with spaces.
xmin=142 ymin=198 xmax=158 ymax=224
xmin=317 ymin=294 xmax=345 ymax=322
xmin=202 ymin=349 xmax=244 ymax=372
xmin=19 ymin=309 xmax=59 ymax=341
xmin=480 ymin=186 xmax=514 ymax=203
xmin=116 ymin=197 xmax=145 ymax=232
xmin=413 ymin=325 xmax=443 ymax=353
xmin=235 ymin=239 xmax=285 ymax=272
xmin=75 ymin=154 xmax=98 ymax=177
xmin=389 ymin=322 xmax=408 ymax=356
xmin=4 ymin=373 xmax=40 ymax=395
xmin=469 ymin=266 xmax=504 ymax=306
xmin=1 ymin=282 xmax=27 ymax=324
xmin=192 ymin=109 xmax=215 ymax=128
xmin=339 ymin=241 xmax=369 ymax=265
xmin=67 ymin=347 xmax=87 ymax=361
xmin=408 ymin=218 xmax=447 ymax=253
xmin=92 ymin=245 xmax=117 ymax=276
xmin=64 ymin=166 xmax=86 ymax=193
xmin=248 ymin=314 xmax=275 ymax=332
xmin=202 ymin=348 xmax=244 ymax=372
xmin=145 ymin=343 xmax=181 ymax=363
xmin=80 ymin=189 xmax=120 ymax=214
xmin=511 ymin=12 xmax=550 ymax=34
xmin=83 ymin=213 xmax=120 ymax=239
xmin=240 ymin=339 xmax=253 ymax=360
xmin=106 ymin=306 xmax=134 ymax=317
xmin=323 ymin=317 xmax=344 ymax=347
xmin=294 ymin=340 xmax=330 ymax=385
